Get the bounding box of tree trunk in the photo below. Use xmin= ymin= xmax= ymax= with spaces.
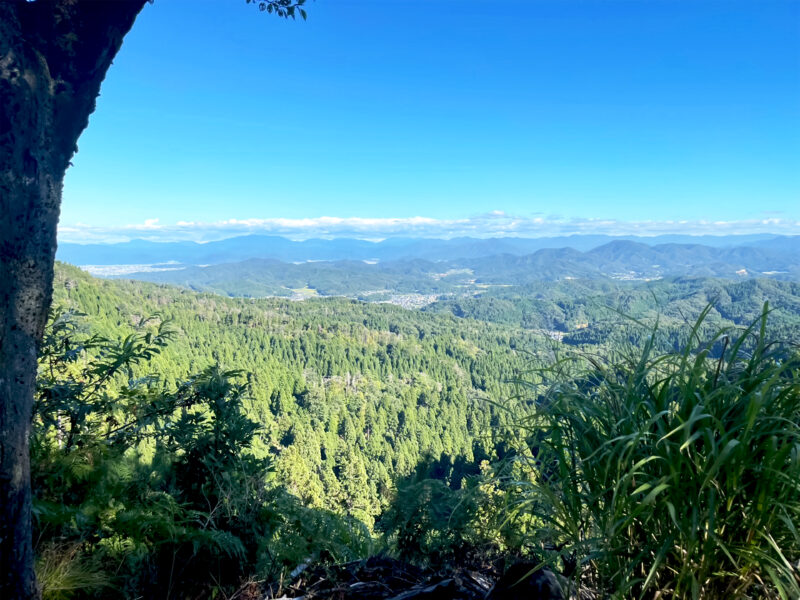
xmin=0 ymin=2 xmax=146 ymax=598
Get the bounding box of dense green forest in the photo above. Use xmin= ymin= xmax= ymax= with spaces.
xmin=48 ymin=264 xmax=800 ymax=524
xmin=425 ymin=277 xmax=800 ymax=348
xmin=34 ymin=263 xmax=800 ymax=599
xmin=50 ymin=264 xmax=539 ymax=525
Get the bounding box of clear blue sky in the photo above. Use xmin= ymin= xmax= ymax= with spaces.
xmin=60 ymin=0 xmax=800 ymax=242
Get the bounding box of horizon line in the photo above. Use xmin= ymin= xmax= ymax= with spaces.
xmin=56 ymin=213 xmax=800 ymax=244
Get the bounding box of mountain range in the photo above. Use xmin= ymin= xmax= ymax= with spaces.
xmin=57 ymin=233 xmax=794 ymax=266
xmin=84 ymin=237 xmax=800 ymax=299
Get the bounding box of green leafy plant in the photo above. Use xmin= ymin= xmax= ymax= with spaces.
xmin=377 ymin=456 xmax=491 ymax=566
xmin=507 ymin=303 xmax=800 ymax=599
xmin=32 ymin=308 xmax=379 ymax=598
xmin=32 ymin=311 xmax=272 ymax=598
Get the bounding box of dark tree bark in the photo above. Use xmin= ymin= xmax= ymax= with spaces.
xmin=0 ymin=2 xmax=146 ymax=598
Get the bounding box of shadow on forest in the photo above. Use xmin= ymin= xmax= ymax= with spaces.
xmin=376 ymin=448 xmax=499 ymax=567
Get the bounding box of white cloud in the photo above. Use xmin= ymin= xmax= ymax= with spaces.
xmin=57 ymin=213 xmax=800 ymax=244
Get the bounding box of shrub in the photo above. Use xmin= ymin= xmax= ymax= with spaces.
xmin=508 ymin=304 xmax=800 ymax=599
xmin=32 ymin=310 xmax=372 ymax=598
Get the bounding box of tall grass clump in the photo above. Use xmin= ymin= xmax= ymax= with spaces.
xmin=35 ymin=543 xmax=110 ymax=600
xmin=509 ymin=304 xmax=800 ymax=599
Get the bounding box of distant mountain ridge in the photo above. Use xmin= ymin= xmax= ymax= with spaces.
xmin=57 ymin=233 xmax=792 ymax=266
xmin=107 ymin=238 xmax=800 ymax=298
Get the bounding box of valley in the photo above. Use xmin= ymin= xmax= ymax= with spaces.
xmin=51 ymin=261 xmax=800 ymax=522
xmin=33 ymin=253 xmax=800 ymax=599
xmin=61 ymin=234 xmax=800 ymax=300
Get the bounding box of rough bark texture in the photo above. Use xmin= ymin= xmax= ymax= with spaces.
xmin=0 ymin=2 xmax=146 ymax=598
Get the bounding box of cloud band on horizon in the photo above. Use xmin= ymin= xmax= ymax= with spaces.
xmin=58 ymin=213 xmax=800 ymax=244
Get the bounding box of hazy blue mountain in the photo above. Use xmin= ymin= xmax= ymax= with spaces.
xmin=57 ymin=233 xmax=793 ymax=266
xmin=747 ymin=236 xmax=800 ymax=254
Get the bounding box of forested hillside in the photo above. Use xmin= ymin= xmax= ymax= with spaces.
xmin=425 ymin=277 xmax=800 ymax=348
xmin=35 ymin=263 xmax=800 ymax=599
xmin=51 ymin=263 xmax=538 ymax=525
xmin=51 ymin=264 xmax=800 ymax=523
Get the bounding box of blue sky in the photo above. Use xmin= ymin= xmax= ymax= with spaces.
xmin=60 ymin=0 xmax=800 ymax=242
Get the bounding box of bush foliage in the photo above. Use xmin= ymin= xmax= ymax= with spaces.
xmin=506 ymin=304 xmax=800 ymax=599
xmin=32 ymin=310 xmax=373 ymax=599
